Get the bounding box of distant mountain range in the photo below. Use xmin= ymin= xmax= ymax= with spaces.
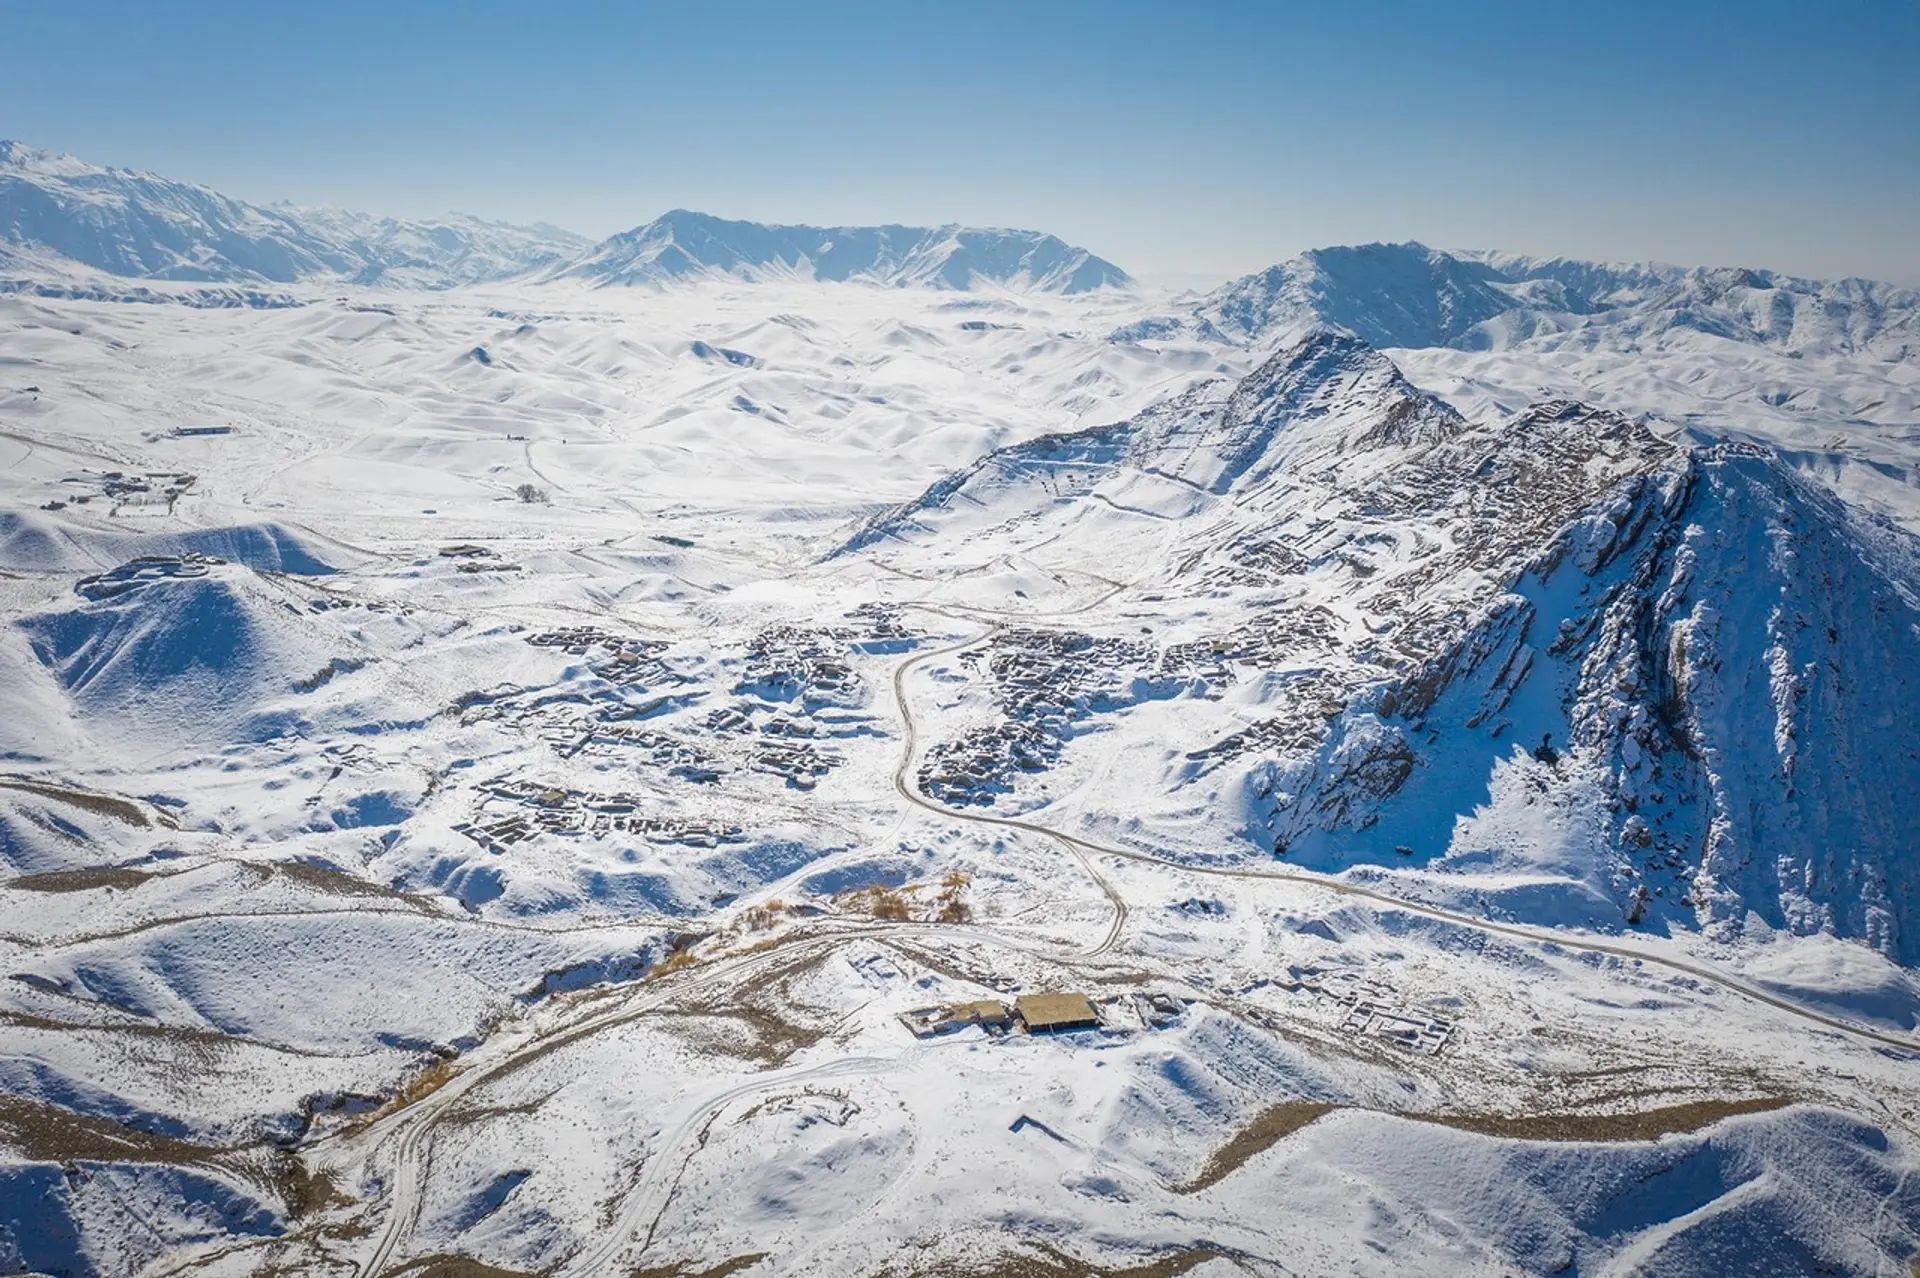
xmin=7 ymin=140 xmax=1916 ymax=352
xmin=547 ymin=208 xmax=1130 ymax=292
xmin=0 ymin=140 xmax=590 ymax=288
xmin=0 ymin=141 xmax=1130 ymax=294
xmin=1116 ymin=241 xmax=1920 ymax=362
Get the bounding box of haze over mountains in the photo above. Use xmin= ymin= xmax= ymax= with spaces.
xmin=0 ymin=141 xmax=1129 ymax=294
xmin=8 ymin=134 xmax=1920 ymax=393
xmin=10 ymin=136 xmax=1920 ymax=361
xmin=0 ymin=140 xmax=589 ymax=288
xmin=547 ymin=208 xmax=1131 ymax=292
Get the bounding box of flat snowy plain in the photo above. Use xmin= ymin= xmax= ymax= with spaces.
xmin=3 ymin=261 xmax=1920 ymax=1277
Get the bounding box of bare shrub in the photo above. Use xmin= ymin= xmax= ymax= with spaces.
xmin=840 ymin=886 xmax=912 ymax=921
xmin=741 ymin=899 xmax=790 ymax=932
xmin=935 ymin=870 xmax=971 ymax=922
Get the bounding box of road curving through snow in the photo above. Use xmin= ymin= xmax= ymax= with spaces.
xmin=885 ymin=623 xmax=1920 ymax=1057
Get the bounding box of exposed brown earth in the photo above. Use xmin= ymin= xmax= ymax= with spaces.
xmin=0 ymin=1092 xmax=222 ymax=1165
xmin=0 ymin=777 xmax=153 ymax=826
xmin=1176 ymin=1094 xmax=1796 ymax=1195
xmin=900 ymin=1244 xmax=1227 ymax=1278
xmin=1177 ymin=1099 xmax=1338 ymax=1192
xmin=266 ymin=859 xmax=438 ymax=908
xmin=630 ymin=1255 xmax=768 ymax=1278
xmin=380 ymin=1257 xmax=542 ymax=1278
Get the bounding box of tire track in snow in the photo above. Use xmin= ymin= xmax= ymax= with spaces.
xmin=563 ymin=1054 xmax=901 ymax=1278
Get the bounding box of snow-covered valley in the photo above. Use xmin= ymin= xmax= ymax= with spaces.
xmin=4 ymin=141 xmax=1920 ymax=1277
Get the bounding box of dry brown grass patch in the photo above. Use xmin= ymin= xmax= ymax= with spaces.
xmin=739 ymin=900 xmax=793 ymax=932
xmin=378 ymin=1057 xmax=460 ymax=1118
xmin=1413 ymin=1095 xmax=1794 ymax=1143
xmin=839 ymin=886 xmax=913 ymax=920
xmin=629 ymin=1254 xmax=766 ymax=1278
xmin=837 ymin=872 xmax=972 ymax=924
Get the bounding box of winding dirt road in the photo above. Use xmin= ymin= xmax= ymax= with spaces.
xmin=887 ymin=629 xmax=1130 ymax=957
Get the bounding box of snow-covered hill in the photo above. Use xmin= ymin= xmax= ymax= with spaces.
xmin=1121 ymin=241 xmax=1920 ymax=363
xmin=0 ymin=140 xmax=588 ymax=287
xmin=549 ymin=208 xmax=1132 ymax=292
xmin=1268 ymin=426 xmax=1920 ymax=963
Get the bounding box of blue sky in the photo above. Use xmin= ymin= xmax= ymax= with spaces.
xmin=3 ymin=0 xmax=1916 ymax=282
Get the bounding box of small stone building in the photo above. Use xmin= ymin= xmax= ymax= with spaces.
xmin=945 ymin=999 xmax=1013 ymax=1030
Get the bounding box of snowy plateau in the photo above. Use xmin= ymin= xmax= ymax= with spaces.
xmin=2 ymin=142 xmax=1920 ymax=1277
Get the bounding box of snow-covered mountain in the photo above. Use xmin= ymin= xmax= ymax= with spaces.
xmin=549 ymin=208 xmax=1131 ymax=292
xmin=249 ymin=205 xmax=592 ymax=289
xmin=855 ymin=329 xmax=1920 ymax=965
xmin=1120 ymin=241 xmax=1920 ymax=362
xmin=0 ymin=140 xmax=589 ymax=287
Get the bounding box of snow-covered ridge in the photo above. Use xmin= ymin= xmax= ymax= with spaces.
xmin=843 ymin=330 xmax=1458 ymax=552
xmin=0 ymin=139 xmax=589 ymax=288
xmin=1125 ymin=240 xmax=1920 ymax=362
xmin=1269 ymin=426 xmax=1920 ymax=964
xmin=549 ymin=208 xmax=1132 ymax=293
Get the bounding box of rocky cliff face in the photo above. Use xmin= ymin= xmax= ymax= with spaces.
xmin=1265 ymin=437 xmax=1920 ymax=962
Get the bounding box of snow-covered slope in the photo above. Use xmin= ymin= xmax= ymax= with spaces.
xmin=550 ymin=208 xmax=1131 ymax=292
xmin=1130 ymin=241 xmax=1920 ymax=363
xmin=0 ymin=140 xmax=588 ymax=287
xmin=845 ymin=328 xmax=1462 ymax=551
